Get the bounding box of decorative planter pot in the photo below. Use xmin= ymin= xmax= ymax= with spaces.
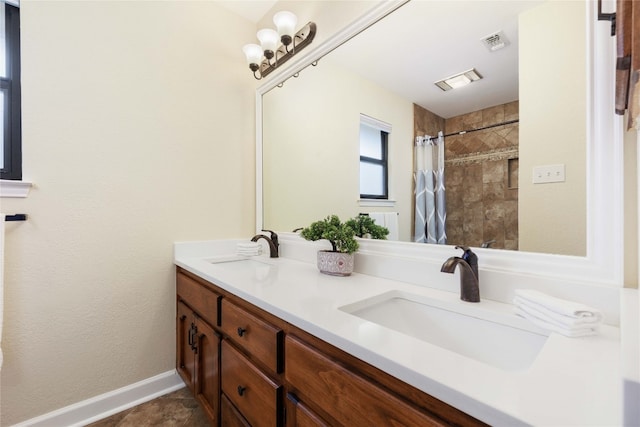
xmin=317 ymin=250 xmax=354 ymax=276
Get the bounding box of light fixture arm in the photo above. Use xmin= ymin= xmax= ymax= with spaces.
xmin=255 ymin=22 xmax=316 ymax=80
xmin=249 ymin=63 xmax=262 ymax=80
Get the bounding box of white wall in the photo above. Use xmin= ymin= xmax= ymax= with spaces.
xmin=1 ymin=2 xmax=256 ymax=424
xmin=518 ymin=1 xmax=587 ymax=256
xmin=262 ymin=59 xmax=414 ymax=241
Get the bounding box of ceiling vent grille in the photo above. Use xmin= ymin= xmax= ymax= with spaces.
xmin=481 ymin=31 xmax=510 ymax=52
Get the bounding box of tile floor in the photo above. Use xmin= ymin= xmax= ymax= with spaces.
xmin=85 ymin=387 xmax=210 ymax=427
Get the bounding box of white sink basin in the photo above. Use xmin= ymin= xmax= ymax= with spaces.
xmin=339 ymin=291 xmax=548 ymax=372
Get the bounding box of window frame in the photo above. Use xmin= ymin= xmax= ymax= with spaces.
xmin=359 ymin=128 xmax=389 ymax=199
xmin=1 ymin=3 xmax=21 ymax=181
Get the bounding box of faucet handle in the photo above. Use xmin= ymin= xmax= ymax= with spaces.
xmin=454 ymin=246 xmax=478 ymax=277
xmin=262 ymin=229 xmax=279 ymax=245
xmin=455 ymin=245 xmax=477 ymax=265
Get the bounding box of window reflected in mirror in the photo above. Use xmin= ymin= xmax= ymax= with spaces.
xmin=359 ymin=115 xmax=390 ymax=200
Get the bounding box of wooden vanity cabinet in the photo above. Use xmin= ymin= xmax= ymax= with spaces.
xmin=176 ymin=301 xmax=220 ymax=424
xmin=220 ymin=298 xmax=284 ymax=374
xmin=285 ymin=334 xmax=467 ymax=426
xmin=221 ymin=394 xmax=250 ymax=427
xmin=176 ymin=301 xmax=196 ymax=389
xmin=176 ymin=267 xmax=486 ymax=427
xmin=221 ymin=339 xmax=283 ymax=427
xmin=285 ymin=393 xmax=330 ymax=427
xmin=220 ymin=298 xmax=284 ymax=426
xmin=176 ymin=272 xmax=222 ymax=426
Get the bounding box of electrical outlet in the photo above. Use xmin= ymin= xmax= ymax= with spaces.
xmin=532 ymin=164 xmax=565 ymax=184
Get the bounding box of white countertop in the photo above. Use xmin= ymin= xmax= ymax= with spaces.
xmin=174 ymin=240 xmax=623 ymax=426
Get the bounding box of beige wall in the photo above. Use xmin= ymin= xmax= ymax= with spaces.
xmin=3 ymin=0 xmax=636 ymax=424
xmin=262 ymin=59 xmax=414 ymax=241
xmin=258 ymin=0 xmax=377 ymax=51
xmin=1 ymin=2 xmax=256 ymax=424
xmin=518 ymin=0 xmax=587 ymax=256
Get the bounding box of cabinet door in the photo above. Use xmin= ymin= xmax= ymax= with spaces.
xmin=286 ymin=393 xmax=329 ymax=427
xmin=176 ymin=301 xmax=195 ymax=390
xmin=194 ymin=317 xmax=220 ymax=426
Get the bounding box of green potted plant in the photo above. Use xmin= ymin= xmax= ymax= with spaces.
xmin=345 ymin=215 xmax=390 ymax=240
xmin=300 ymin=214 xmax=389 ymax=276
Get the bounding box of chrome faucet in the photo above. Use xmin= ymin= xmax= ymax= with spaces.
xmin=251 ymin=229 xmax=279 ymax=258
xmin=441 ymin=246 xmax=480 ymax=302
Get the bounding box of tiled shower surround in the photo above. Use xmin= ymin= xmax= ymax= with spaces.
xmin=414 ymin=102 xmax=519 ymax=250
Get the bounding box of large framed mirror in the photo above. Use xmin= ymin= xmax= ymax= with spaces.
xmin=256 ymin=0 xmax=623 ymax=286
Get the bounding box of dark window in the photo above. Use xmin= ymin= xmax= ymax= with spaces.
xmin=1 ymin=4 xmax=21 ymax=180
xmin=359 ymin=122 xmax=388 ymax=199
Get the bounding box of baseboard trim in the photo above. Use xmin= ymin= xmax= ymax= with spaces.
xmin=10 ymin=370 xmax=185 ymax=427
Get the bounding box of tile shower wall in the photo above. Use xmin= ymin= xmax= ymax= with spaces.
xmin=414 ymin=103 xmax=445 ymax=138
xmin=444 ymin=102 xmax=519 ymax=250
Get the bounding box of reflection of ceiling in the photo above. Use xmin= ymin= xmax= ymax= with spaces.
xmin=325 ymin=0 xmax=543 ymax=119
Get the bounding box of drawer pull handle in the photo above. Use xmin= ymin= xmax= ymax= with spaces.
xmin=237 ymin=327 xmax=246 ymax=337
xmin=237 ymin=385 xmax=246 ymax=396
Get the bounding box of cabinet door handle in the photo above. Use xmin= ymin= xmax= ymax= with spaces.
xmin=190 ymin=324 xmax=198 ymax=352
xmin=188 ymin=323 xmax=194 ymax=347
xmin=237 ymin=327 xmax=246 ymax=337
xmin=237 ymin=385 xmax=246 ymax=396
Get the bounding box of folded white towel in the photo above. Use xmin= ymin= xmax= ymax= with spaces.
xmin=514 ymin=307 xmax=598 ymax=338
xmin=236 ymin=242 xmax=262 ymax=257
xmin=513 ymin=297 xmax=602 ymax=328
xmin=513 ymin=289 xmax=602 ymax=337
xmin=237 ymin=242 xmax=262 ymax=249
xmin=514 ymin=289 xmax=603 ymax=320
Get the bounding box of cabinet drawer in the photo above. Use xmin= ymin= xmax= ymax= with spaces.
xmin=221 ymin=298 xmax=283 ymax=372
xmin=285 ymin=336 xmax=444 ymax=427
xmin=221 ymin=394 xmax=250 ymax=427
xmin=221 ymin=340 xmax=282 ymax=427
xmin=286 ymin=393 xmax=330 ymax=427
xmin=177 ymin=272 xmax=220 ymax=327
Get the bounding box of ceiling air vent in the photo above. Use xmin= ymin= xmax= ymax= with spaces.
xmin=481 ymin=31 xmax=510 ymax=52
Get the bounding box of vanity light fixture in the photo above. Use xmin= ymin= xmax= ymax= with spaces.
xmin=242 ymin=11 xmax=317 ymax=80
xmin=435 ymin=69 xmax=483 ymax=91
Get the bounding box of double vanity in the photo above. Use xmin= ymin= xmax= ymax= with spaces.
xmin=174 ymin=237 xmax=624 ymax=426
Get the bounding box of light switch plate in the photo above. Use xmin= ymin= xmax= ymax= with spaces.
xmin=532 ymin=164 xmax=565 ymax=184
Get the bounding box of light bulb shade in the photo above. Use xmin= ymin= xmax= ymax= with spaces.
xmin=273 ymin=11 xmax=298 ymax=39
xmin=257 ymin=28 xmax=279 ymax=55
xmin=242 ymin=43 xmax=263 ymax=66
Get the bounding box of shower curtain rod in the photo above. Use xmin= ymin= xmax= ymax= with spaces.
xmin=441 ymin=119 xmax=519 ymax=138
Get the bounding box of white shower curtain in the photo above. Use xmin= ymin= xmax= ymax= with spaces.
xmin=414 ymin=132 xmax=447 ymax=244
